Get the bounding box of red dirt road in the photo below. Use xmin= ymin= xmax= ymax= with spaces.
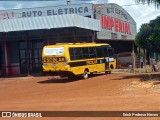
xmin=0 ymin=72 xmax=160 ymax=120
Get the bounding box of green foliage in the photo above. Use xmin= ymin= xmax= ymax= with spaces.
xmin=135 ymin=23 xmax=153 ymax=52
xmin=140 ymin=51 xmax=144 ymax=57
xmin=136 ymin=51 xmax=144 ymax=57
xmin=135 ymin=16 xmax=160 ymax=53
xmin=149 ymin=16 xmax=160 ymax=52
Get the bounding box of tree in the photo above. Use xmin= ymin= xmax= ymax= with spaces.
xmin=135 ymin=23 xmax=153 ymax=50
xmin=135 ymin=16 xmax=160 ymax=67
xmin=135 ymin=23 xmax=153 ymax=66
xmin=149 ymin=16 xmax=160 ymax=53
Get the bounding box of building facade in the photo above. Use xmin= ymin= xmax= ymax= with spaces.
xmin=0 ymin=3 xmax=137 ymax=76
xmin=94 ymin=3 xmax=137 ymax=68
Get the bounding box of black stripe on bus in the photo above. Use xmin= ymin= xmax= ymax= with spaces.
xmin=68 ymin=59 xmax=107 ymax=67
xmin=69 ymin=61 xmax=86 ymax=67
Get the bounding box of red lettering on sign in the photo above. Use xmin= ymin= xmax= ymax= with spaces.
xmin=1 ymin=11 xmax=14 ymax=19
xmin=124 ymin=22 xmax=128 ymax=34
xmin=101 ymin=15 xmax=109 ymax=29
xmin=109 ymin=17 xmax=114 ymax=30
xmin=100 ymin=15 xmax=132 ymax=35
xmin=2 ymin=12 xmax=8 ymax=19
xmin=118 ymin=20 xmax=122 ymax=32
xmin=114 ymin=19 xmax=119 ymax=32
xmin=127 ymin=23 xmax=132 ymax=35
xmin=11 ymin=11 xmax=14 ymax=18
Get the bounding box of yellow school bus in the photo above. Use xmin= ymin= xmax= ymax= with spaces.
xmin=42 ymin=43 xmax=116 ymax=79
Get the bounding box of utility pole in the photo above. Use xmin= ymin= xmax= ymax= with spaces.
xmin=132 ymin=42 xmax=135 ymax=73
xmin=26 ymin=31 xmax=31 ymax=77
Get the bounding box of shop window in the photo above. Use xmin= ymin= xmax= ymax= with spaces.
xmin=121 ymin=35 xmax=127 ymax=39
xmin=20 ymin=50 xmax=26 ymax=59
xmin=33 ymin=50 xmax=38 ymax=58
xmin=111 ymin=33 xmax=117 ymax=39
xmin=19 ymin=41 xmax=27 ymax=49
xmin=38 ymin=49 xmax=42 ymax=58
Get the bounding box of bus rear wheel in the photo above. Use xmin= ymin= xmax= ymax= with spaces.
xmin=83 ymin=70 xmax=89 ymax=79
xmin=109 ymin=65 xmax=113 ymax=74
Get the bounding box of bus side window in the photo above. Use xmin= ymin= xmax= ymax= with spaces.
xmin=69 ymin=48 xmax=83 ymax=60
xmin=82 ymin=47 xmax=89 ymax=59
xmin=103 ymin=47 xmax=109 ymax=57
xmin=69 ymin=48 xmax=75 ymax=60
xmin=89 ymin=47 xmax=96 ymax=58
xmin=96 ymin=47 xmax=103 ymax=58
xmin=108 ymin=48 xmax=114 ymax=57
xmin=74 ymin=48 xmax=82 ymax=60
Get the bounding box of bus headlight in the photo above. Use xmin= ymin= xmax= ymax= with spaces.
xmin=65 ymin=58 xmax=68 ymax=65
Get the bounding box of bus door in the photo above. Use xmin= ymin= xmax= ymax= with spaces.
xmin=108 ymin=48 xmax=114 ymax=63
xmin=103 ymin=46 xmax=109 ymax=71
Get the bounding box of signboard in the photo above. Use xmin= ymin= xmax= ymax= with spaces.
xmin=0 ymin=3 xmax=93 ymax=19
xmin=95 ymin=3 xmax=137 ymax=40
xmin=44 ymin=47 xmax=64 ymax=55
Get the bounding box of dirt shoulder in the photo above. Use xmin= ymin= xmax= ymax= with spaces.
xmin=0 ymin=72 xmax=160 ymax=119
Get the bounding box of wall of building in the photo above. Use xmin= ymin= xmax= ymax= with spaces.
xmin=0 ymin=42 xmax=4 ymax=76
xmin=8 ymin=41 xmax=20 ymax=75
xmin=0 ymin=28 xmax=93 ymax=76
xmin=0 ymin=3 xmax=137 ymax=75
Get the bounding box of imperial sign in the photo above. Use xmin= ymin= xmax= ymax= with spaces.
xmin=95 ymin=3 xmax=137 ymax=40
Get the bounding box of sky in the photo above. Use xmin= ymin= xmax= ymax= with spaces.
xmin=0 ymin=0 xmax=160 ymax=31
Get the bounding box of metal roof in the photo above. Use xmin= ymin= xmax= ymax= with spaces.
xmin=0 ymin=14 xmax=101 ymax=32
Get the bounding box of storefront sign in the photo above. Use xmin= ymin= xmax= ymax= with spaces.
xmin=101 ymin=15 xmax=132 ymax=35
xmin=95 ymin=3 xmax=136 ymax=40
xmin=0 ymin=3 xmax=93 ymax=19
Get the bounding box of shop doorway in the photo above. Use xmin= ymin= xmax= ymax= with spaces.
xmin=19 ymin=40 xmax=44 ymax=74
